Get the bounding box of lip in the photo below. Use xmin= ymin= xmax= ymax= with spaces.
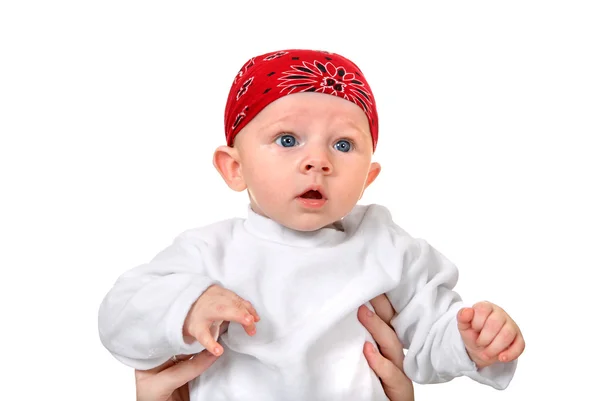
xmin=295 ymin=185 xmax=328 ymax=209
xmin=296 ymin=197 xmax=328 ymax=209
xmin=296 ymin=185 xmax=328 ymax=199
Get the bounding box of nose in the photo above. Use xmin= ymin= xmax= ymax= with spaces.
xmin=300 ymin=153 xmax=333 ymax=175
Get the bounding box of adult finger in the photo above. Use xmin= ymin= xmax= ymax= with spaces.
xmin=358 ymin=305 xmax=404 ymax=368
xmin=137 ymin=359 xmax=177 ymax=377
xmin=158 ymin=350 xmax=219 ymax=392
xmin=363 ymin=342 xmax=414 ymax=401
xmin=369 ymin=294 xmax=395 ymax=325
xmin=363 ymin=342 xmax=399 ymax=383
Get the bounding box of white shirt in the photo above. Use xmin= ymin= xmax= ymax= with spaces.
xmin=98 ymin=204 xmax=516 ymax=400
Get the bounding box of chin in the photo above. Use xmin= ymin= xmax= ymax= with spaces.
xmin=285 ymin=215 xmax=337 ymax=232
xmin=289 ymin=223 xmax=324 ymax=232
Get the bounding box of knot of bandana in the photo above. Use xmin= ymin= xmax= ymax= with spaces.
xmin=224 ymin=49 xmax=379 ymax=150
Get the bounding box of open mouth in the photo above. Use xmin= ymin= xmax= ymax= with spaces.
xmin=299 ymin=189 xmax=323 ymax=200
xmin=297 ymin=188 xmax=327 ymax=208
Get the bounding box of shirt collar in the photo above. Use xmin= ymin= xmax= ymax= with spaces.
xmin=243 ymin=206 xmax=347 ymax=247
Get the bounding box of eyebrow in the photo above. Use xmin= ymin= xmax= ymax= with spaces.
xmin=257 ymin=113 xmax=298 ymax=130
xmin=259 ymin=113 xmax=369 ymax=137
xmin=335 ymin=117 xmax=370 ymax=139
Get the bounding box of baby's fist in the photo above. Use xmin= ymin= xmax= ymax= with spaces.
xmin=457 ymin=301 xmax=525 ymax=368
xmin=183 ymin=285 xmax=260 ymax=356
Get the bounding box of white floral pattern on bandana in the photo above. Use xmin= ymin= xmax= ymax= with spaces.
xmin=276 ymin=60 xmax=373 ymax=113
xmin=234 ymin=57 xmax=255 ymax=84
xmin=263 ymin=51 xmax=288 ymax=61
xmin=231 ymin=105 xmax=249 ymax=131
xmin=236 ymin=77 xmax=254 ymax=100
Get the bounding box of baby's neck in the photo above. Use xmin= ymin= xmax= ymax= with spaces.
xmin=248 ymin=205 xmax=345 ymax=233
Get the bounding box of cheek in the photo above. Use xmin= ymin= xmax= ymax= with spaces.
xmin=244 ymin=160 xmax=293 ymax=195
xmin=336 ymin=164 xmax=371 ymax=197
xmin=339 ymin=160 xmax=370 ymax=183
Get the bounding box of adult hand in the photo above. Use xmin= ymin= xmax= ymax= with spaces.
xmin=134 ymin=351 xmax=219 ymax=401
xmin=360 ymin=294 xmax=415 ymax=401
xmin=135 ymin=297 xmax=415 ymax=401
xmin=135 ymin=323 xmax=229 ymax=401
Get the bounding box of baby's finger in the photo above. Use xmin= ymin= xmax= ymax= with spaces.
xmin=234 ymin=313 xmax=256 ymax=336
xmin=191 ymin=326 xmax=223 ymax=357
xmin=471 ymin=301 xmax=493 ymax=331
xmin=481 ymin=322 xmax=518 ymax=360
xmin=209 ymin=302 xmax=256 ymax=329
xmin=476 ymin=310 xmax=507 ymax=348
xmin=218 ymin=305 xmax=257 ymax=335
xmin=498 ymin=331 xmax=525 ymax=362
xmin=243 ymin=300 xmax=261 ymax=322
xmin=457 ymin=307 xmax=474 ymax=331
xmin=242 ymin=322 xmax=257 ymax=336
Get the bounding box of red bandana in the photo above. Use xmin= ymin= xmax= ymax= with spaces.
xmin=224 ymin=49 xmax=379 ymax=150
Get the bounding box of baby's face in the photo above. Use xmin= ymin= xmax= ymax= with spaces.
xmin=233 ymin=92 xmax=380 ymax=231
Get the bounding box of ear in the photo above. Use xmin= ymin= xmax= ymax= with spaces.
xmin=364 ymin=162 xmax=381 ymax=189
xmin=360 ymin=162 xmax=381 ymax=198
xmin=213 ymin=145 xmax=247 ymax=192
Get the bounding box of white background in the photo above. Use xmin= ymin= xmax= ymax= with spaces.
xmin=1 ymin=1 xmax=598 ymax=399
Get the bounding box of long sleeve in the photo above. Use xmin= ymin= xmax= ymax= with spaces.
xmin=385 ymin=229 xmax=517 ymax=389
xmin=98 ymin=233 xmax=217 ymax=370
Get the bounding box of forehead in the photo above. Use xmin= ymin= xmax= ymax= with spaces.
xmin=250 ymin=92 xmax=371 ymax=132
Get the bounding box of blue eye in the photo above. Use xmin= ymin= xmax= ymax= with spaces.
xmin=275 ymin=134 xmax=297 ymax=147
xmin=334 ymin=139 xmax=352 ymax=152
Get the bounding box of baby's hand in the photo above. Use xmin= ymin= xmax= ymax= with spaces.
xmin=457 ymin=301 xmax=525 ymax=369
xmin=183 ymin=285 xmax=260 ymax=356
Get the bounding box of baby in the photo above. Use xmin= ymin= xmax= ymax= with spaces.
xmin=99 ymin=49 xmax=524 ymax=400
